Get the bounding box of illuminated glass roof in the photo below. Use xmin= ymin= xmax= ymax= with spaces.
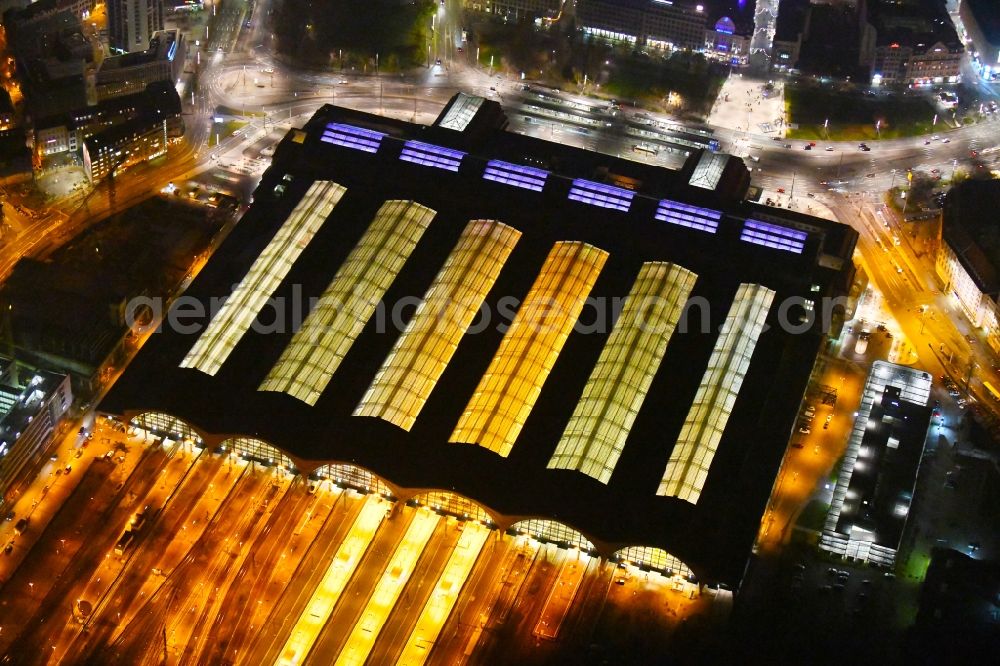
xmin=355 ymin=220 xmax=522 ymax=430
xmin=320 ymin=123 xmax=387 ymax=153
xmin=658 ymin=283 xmax=775 ymax=504
xmin=399 ymin=141 xmax=466 ymax=172
xmin=567 ymin=179 xmax=634 ymax=212
xmin=688 ymin=151 xmax=728 ymax=190
xmin=740 ymin=219 xmax=808 ymax=253
xmin=180 ymin=180 xmax=346 ymax=376
xmin=655 ymin=199 xmax=721 ymax=234
xmin=437 ymin=93 xmax=485 ymax=131
xmin=482 ymin=160 xmax=549 ymax=192
xmin=259 ymin=200 xmax=436 ymax=405
xmin=548 ymin=262 xmax=697 ymax=483
xmin=451 ymin=241 xmax=608 ymax=457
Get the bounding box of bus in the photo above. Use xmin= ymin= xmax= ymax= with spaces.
xmin=984 ymin=381 xmax=1000 ymax=402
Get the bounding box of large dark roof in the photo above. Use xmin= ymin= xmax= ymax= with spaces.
xmin=964 ymin=0 xmax=1000 ymax=46
xmin=101 ymin=98 xmax=857 ymax=585
xmin=943 ymin=179 xmax=1000 ymax=296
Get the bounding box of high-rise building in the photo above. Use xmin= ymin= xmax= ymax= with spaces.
xmin=107 ymin=0 xmax=163 ymax=54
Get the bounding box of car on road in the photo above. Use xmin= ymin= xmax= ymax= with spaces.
xmin=804 ymin=144 xmax=812 ymax=150
xmin=826 ymin=146 xmax=834 ymax=151
xmin=942 ymin=138 xmax=950 ymax=143
xmin=859 ymin=144 xmax=871 ymax=151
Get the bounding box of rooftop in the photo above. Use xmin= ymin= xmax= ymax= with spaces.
xmin=963 ymin=0 xmax=1000 ymax=47
xmin=822 ymin=361 xmax=932 ymax=564
xmin=101 ymin=96 xmax=857 ymax=585
xmin=869 ymin=0 xmax=963 ymax=53
xmin=942 ymin=178 xmax=1000 ymax=297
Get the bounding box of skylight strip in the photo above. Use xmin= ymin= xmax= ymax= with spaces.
xmin=568 ymin=179 xmax=634 ymax=212
xmin=354 ymin=220 xmax=522 ymax=431
xmin=744 ymin=219 xmax=808 ymax=241
xmin=180 ymin=180 xmax=346 ymax=376
xmin=657 ymin=283 xmax=775 ymax=504
xmin=450 ymin=241 xmax=609 ymax=457
xmin=547 ymin=262 xmax=697 ymax=484
xmin=259 ymin=200 xmax=436 ymax=405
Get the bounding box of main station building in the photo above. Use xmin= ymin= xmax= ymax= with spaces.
xmin=102 ymin=95 xmax=857 ymax=587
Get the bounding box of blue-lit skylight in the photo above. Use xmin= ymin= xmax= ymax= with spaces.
xmin=483 ymin=160 xmax=549 ymax=192
xmin=655 ymin=199 xmax=721 ymax=233
xmin=740 ymin=219 xmax=808 ymax=253
xmin=399 ymin=140 xmax=466 ymax=172
xmin=568 ymin=179 xmax=634 ymax=212
xmin=320 ymin=123 xmax=387 ymax=153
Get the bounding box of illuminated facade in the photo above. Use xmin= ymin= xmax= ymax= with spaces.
xmin=102 ymin=97 xmax=858 ymax=585
xmin=451 ymin=241 xmax=608 ymax=457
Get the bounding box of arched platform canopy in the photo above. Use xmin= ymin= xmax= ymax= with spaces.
xmin=129 ymin=411 xmax=204 ymax=445
xmin=312 ymin=462 xmax=392 ymax=496
xmin=219 ymin=437 xmax=296 ymax=472
xmin=510 ymin=519 xmax=595 ymax=552
xmin=411 ymin=491 xmax=496 ymax=525
xmin=613 ymin=545 xmax=695 ymax=581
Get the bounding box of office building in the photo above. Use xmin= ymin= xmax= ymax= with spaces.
xmin=576 ymin=0 xmax=755 ymax=64
xmin=461 ymin=0 xmax=561 ymax=21
xmin=0 ymin=358 xmax=73 ymax=511
xmin=934 ymin=178 xmax=1000 ymax=355
xmin=821 ymin=361 xmax=932 ymax=566
xmin=960 ymin=0 xmax=1000 ymax=80
xmin=861 ymin=0 xmax=963 ymax=86
xmin=107 ymin=0 xmax=164 ymax=54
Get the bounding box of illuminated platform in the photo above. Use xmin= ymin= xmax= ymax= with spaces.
xmin=102 ymin=95 xmax=857 ymax=586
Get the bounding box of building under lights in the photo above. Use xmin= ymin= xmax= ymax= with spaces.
xmin=101 ymin=94 xmax=857 ymax=586
xmin=575 ymin=0 xmax=755 ymax=65
xmin=821 ymin=361 xmax=932 ymax=567
xmin=935 ymin=178 xmax=1000 ymax=355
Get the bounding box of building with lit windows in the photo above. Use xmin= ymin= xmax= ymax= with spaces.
xmin=935 ymin=179 xmax=1000 ymax=355
xmin=460 ymin=0 xmax=561 ymax=21
xmin=94 ymin=29 xmax=186 ymax=102
xmin=861 ymin=0 xmax=963 ymax=86
xmin=576 ymin=0 xmax=754 ymax=63
xmin=34 ymin=80 xmax=183 ymax=156
xmin=0 ymin=358 xmax=73 ymax=512
xmin=107 ymin=0 xmax=164 ymax=54
xmin=81 ymin=113 xmax=170 ymax=181
xmin=820 ymin=362 xmax=932 ymax=567
xmin=961 ymin=0 xmax=1000 ymax=80
xmin=101 ymin=94 xmax=857 ymax=586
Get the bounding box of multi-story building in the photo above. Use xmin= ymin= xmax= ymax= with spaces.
xmin=461 ymin=0 xmax=561 ymax=21
xmin=576 ymin=0 xmax=754 ymax=63
xmin=3 ymin=0 xmax=95 ymax=26
xmin=960 ymin=0 xmax=1000 ymax=80
xmin=0 ymin=358 xmax=73 ymax=511
xmin=820 ymin=361 xmax=932 ymax=567
xmin=94 ymin=29 xmax=185 ymax=101
xmin=935 ymin=179 xmax=1000 ymax=354
xmin=107 ymin=0 xmax=164 ymax=54
xmin=772 ymin=0 xmax=812 ymax=70
xmin=34 ymin=79 xmax=182 ymax=156
xmin=82 ymin=112 xmax=171 ymax=181
xmin=861 ymin=0 xmax=963 ymax=86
